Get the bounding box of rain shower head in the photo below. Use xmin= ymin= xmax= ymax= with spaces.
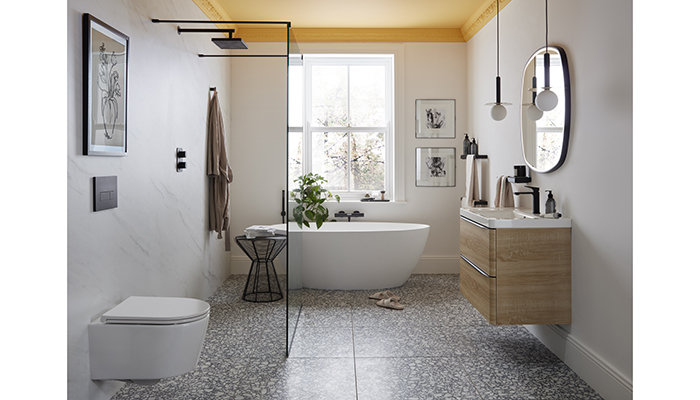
xmin=152 ymin=19 xmax=291 ymax=56
xmin=212 ymin=37 xmax=248 ymax=49
xmin=175 ymin=27 xmax=248 ymax=50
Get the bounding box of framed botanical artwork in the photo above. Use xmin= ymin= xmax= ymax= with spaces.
xmin=83 ymin=13 xmax=129 ymax=156
xmin=415 ymin=99 xmax=455 ymax=138
xmin=416 ymin=147 xmax=456 ymax=187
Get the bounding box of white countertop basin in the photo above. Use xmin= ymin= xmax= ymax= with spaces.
xmin=460 ymin=207 xmax=571 ymax=228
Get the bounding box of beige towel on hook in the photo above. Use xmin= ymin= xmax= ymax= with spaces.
xmin=207 ymin=90 xmax=234 ymax=247
xmin=462 ymin=155 xmax=480 ymax=208
xmin=494 ymin=175 xmax=514 ymax=207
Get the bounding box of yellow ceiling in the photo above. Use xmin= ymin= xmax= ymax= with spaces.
xmin=191 ymin=0 xmax=511 ymax=42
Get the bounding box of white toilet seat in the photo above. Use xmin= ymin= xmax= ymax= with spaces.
xmin=100 ymin=296 xmax=210 ymax=325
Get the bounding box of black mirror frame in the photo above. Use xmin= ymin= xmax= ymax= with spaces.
xmin=520 ymin=45 xmax=571 ymax=173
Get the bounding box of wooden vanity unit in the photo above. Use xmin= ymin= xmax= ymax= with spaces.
xmin=460 ymin=214 xmax=571 ymax=325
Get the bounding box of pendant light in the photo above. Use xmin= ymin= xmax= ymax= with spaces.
xmin=535 ymin=0 xmax=558 ymax=112
xmin=486 ymin=0 xmax=510 ymax=121
xmin=526 ymin=76 xmax=544 ymax=120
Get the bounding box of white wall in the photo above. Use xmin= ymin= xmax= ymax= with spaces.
xmin=226 ymin=44 xmax=289 ymax=272
xmin=67 ymin=0 xmax=233 ymax=399
xmin=465 ymin=1 xmax=632 ymax=399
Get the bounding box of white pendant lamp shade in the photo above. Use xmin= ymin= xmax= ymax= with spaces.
xmin=526 ymin=104 xmax=544 ymax=120
xmin=491 ymin=104 xmax=507 ymax=121
xmin=535 ymin=88 xmax=558 ymax=111
xmin=526 ymin=76 xmax=543 ymax=121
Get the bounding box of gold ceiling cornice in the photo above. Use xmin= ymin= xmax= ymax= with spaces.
xmin=192 ymin=0 xmax=508 ymax=43
xmin=191 ymin=0 xmax=235 ymax=29
xmin=290 ymin=28 xmax=464 ymax=43
xmin=461 ymin=0 xmax=512 ymax=42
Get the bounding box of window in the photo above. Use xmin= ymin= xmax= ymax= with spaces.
xmin=289 ymin=54 xmax=394 ymax=201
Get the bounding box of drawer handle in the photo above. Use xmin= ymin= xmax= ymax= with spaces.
xmin=461 ymin=254 xmax=494 ymax=278
xmin=460 ymin=215 xmax=490 ymax=229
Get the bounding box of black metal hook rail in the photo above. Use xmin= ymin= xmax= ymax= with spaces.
xmin=152 ymin=19 xmax=291 ymax=28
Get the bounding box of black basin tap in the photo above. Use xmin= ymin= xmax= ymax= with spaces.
xmin=514 ymin=185 xmax=540 ymax=215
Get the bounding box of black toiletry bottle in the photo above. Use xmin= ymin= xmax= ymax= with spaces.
xmin=463 ymin=134 xmax=471 ymax=156
xmin=545 ymin=190 xmax=556 ymax=214
xmin=470 ymin=138 xmax=478 ymax=155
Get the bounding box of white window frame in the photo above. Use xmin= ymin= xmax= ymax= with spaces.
xmin=289 ymin=44 xmax=405 ymax=203
xmin=301 ymin=55 xmax=394 ymax=201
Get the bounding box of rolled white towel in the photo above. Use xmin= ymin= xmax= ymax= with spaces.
xmin=244 ymin=225 xmax=276 ymax=238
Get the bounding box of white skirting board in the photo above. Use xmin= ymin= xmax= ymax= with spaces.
xmin=525 ymin=324 xmax=632 ymax=400
xmin=412 ymin=255 xmax=460 ymax=274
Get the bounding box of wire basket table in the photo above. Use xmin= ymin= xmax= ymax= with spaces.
xmin=234 ymin=235 xmax=286 ymax=302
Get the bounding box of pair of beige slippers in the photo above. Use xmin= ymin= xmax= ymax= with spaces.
xmin=369 ymin=290 xmax=404 ymax=310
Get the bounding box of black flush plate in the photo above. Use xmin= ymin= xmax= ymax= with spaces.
xmin=93 ymin=176 xmax=118 ymax=211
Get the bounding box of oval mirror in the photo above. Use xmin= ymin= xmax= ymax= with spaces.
xmin=520 ymin=46 xmax=570 ymax=173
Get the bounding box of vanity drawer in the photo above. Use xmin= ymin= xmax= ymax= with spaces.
xmin=460 ymin=216 xmax=496 ymax=276
xmin=459 ymin=256 xmax=496 ymax=325
xmin=496 ymin=227 xmax=572 ymax=325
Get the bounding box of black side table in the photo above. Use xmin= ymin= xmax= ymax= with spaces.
xmin=234 ymin=235 xmax=286 ymax=302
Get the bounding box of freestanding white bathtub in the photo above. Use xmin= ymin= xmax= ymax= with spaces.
xmin=272 ymin=222 xmax=430 ymax=290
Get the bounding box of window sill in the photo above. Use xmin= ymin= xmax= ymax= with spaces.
xmin=338 ymin=199 xmax=406 ymax=204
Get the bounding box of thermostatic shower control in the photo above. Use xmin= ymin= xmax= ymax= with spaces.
xmin=176 ymin=148 xmax=186 ymax=172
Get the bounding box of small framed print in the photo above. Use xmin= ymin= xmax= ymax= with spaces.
xmin=83 ymin=13 xmax=129 ymax=156
xmin=416 ymin=147 xmax=456 ymax=187
xmin=415 ymin=99 xmax=455 ymax=138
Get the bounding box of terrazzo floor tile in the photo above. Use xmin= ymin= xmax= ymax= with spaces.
xmin=300 ymin=288 xmax=358 ymax=306
xmin=432 ymin=325 xmax=482 ymax=358
xmin=208 ymin=302 xmax=273 ymax=328
xmin=202 ymin=324 xmax=267 ymax=359
xmin=112 ymin=354 xmax=249 ymax=400
xmin=356 ymin=357 xmax=481 ymax=400
xmin=352 ymin=300 xmax=437 ymax=327
xmin=287 ymin=326 xmax=354 ymax=358
xmin=427 ymin=301 xmax=491 ymax=327
xmin=297 ymin=303 xmax=354 ymax=327
xmin=354 ymin=325 xmax=454 ymax=358
xmin=462 ymin=360 xmax=604 ymax=400
xmin=253 ymin=325 xmax=288 ymax=358
xmin=268 ymin=302 xmax=288 ymax=327
xmin=460 ymin=325 xmax=563 ymax=364
xmin=233 ymin=357 xmax=356 ymax=400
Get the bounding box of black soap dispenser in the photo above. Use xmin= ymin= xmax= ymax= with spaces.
xmin=463 ymin=133 xmax=471 ymax=157
xmin=545 ymin=190 xmax=556 ymax=216
xmin=470 ymin=138 xmax=478 ymax=156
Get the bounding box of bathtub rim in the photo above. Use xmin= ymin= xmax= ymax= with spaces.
xmin=270 ymin=221 xmax=429 ymax=234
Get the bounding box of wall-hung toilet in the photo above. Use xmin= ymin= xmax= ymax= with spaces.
xmin=89 ymin=296 xmax=210 ymax=385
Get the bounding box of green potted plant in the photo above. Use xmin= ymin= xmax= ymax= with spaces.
xmin=291 ymin=173 xmax=340 ymax=229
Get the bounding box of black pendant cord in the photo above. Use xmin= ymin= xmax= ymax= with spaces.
xmin=495 ymin=0 xmax=501 ymax=103
xmin=543 ymin=0 xmax=551 ymax=88
xmin=496 ymin=0 xmax=500 ymax=78
xmin=545 ymin=0 xmax=549 ymax=53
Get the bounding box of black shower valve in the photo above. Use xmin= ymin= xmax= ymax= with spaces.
xmin=176 ymin=147 xmax=187 ymax=172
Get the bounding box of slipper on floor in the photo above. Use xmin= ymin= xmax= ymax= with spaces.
xmin=376 ymin=298 xmax=404 ymax=310
xmin=369 ymin=290 xmax=400 ymax=301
